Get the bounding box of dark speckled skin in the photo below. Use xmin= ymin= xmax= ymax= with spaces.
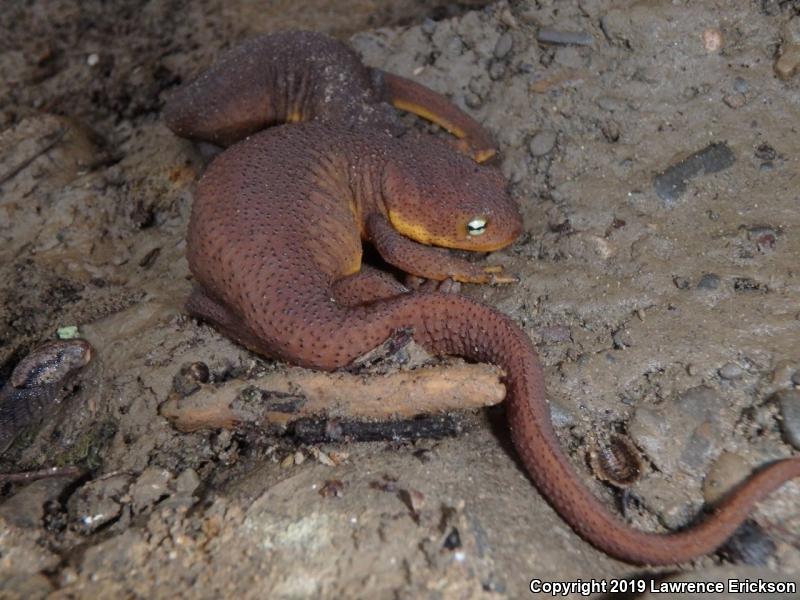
xmin=0 ymin=339 xmax=93 ymax=454
xmin=163 ymin=31 xmax=497 ymax=161
xmin=183 ymin=121 xmax=800 ymax=566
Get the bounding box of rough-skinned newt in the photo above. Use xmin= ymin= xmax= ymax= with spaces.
xmin=179 ymin=120 xmax=800 ymax=566
xmin=163 ymin=30 xmax=497 ymax=162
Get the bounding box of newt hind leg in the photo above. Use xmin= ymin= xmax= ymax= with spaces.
xmin=374 ymin=70 xmax=498 ymax=163
xmin=186 ymin=287 xmax=276 ymax=357
xmin=331 ymin=266 xmax=409 ymax=307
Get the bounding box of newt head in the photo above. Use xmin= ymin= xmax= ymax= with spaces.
xmin=381 ymin=146 xmax=522 ymax=252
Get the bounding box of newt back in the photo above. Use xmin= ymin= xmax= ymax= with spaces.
xmin=164 ymin=30 xmax=497 ymax=161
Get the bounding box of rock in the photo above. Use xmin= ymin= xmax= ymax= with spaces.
xmin=653 ymin=142 xmax=737 ymax=205
xmin=723 ymin=93 xmax=746 ymax=109
xmin=549 ymin=399 xmax=576 ymax=428
xmin=703 ymin=452 xmax=751 ymax=504
xmin=719 ymin=362 xmax=744 ymax=380
xmin=612 ymin=327 xmax=632 ymax=349
xmin=493 ymin=32 xmax=513 ymax=59
xmin=528 ymin=130 xmax=556 ymax=157
xmin=635 ymin=476 xmax=698 ymax=530
xmin=0 ymin=572 xmax=54 ymax=598
xmin=553 ymin=46 xmax=583 ymax=69
xmin=537 ymin=29 xmax=593 ymax=46
xmin=69 ymin=473 xmax=132 ymax=533
xmin=775 ymin=43 xmax=800 ymax=80
xmin=733 ymin=77 xmax=749 ymax=93
xmin=673 ymin=276 xmax=691 ymax=290
xmin=175 ymin=468 xmax=200 ymax=496
xmin=702 ymin=28 xmax=723 ymax=52
xmin=487 ymin=60 xmax=505 ymax=80
xmin=697 ymin=273 xmax=720 ymax=290
xmin=601 ymin=120 xmax=620 ymax=142
xmin=130 ymin=467 xmax=173 ymax=513
xmin=464 ymin=91 xmax=482 ymax=109
xmin=630 ymin=387 xmax=726 ymax=475
xmin=600 ymin=9 xmax=631 ymax=47
xmin=776 ymin=389 xmax=800 ymax=450
xmin=596 ymin=95 xmax=626 ymax=112
xmin=0 ymin=477 xmax=74 ymax=529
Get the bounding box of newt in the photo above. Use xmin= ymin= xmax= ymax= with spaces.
xmin=163 ymin=30 xmax=497 ymax=162
xmin=177 ymin=119 xmax=800 ymax=566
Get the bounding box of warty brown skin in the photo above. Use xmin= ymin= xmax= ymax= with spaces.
xmin=163 ymin=30 xmax=497 ymax=162
xmin=184 ymin=122 xmax=800 ymax=566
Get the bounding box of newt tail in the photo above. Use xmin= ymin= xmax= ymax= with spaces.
xmin=337 ymin=292 xmax=800 ymax=565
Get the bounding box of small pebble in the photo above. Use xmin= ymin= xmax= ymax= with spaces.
xmin=791 ymin=370 xmax=800 ymax=386
xmin=673 ymin=276 xmax=691 ymax=290
xmin=446 ymin=36 xmax=464 ymax=58
xmin=464 ymin=91 xmax=482 ymax=109
xmin=488 ymin=60 xmax=505 ymax=80
xmin=87 ymin=53 xmax=99 ymax=67
xmin=68 ymin=474 xmax=131 ymax=533
xmin=719 ymin=362 xmax=744 ymax=380
xmin=175 ymin=468 xmax=200 ymax=496
xmin=723 ymin=93 xmax=746 ymax=109
xmin=612 ymin=328 xmax=632 ymax=349
xmin=703 ymin=451 xmax=750 ymax=504
xmin=537 ymin=28 xmax=593 ymax=46
xmin=653 ymin=142 xmax=736 ymax=204
xmin=421 ymin=18 xmax=437 ymax=36
xmin=733 ymin=77 xmax=749 ymax=93
xmin=493 ymin=32 xmax=513 ymax=59
xmin=601 ymin=120 xmax=620 ymax=142
xmin=528 ymin=130 xmax=556 ymax=157
xmin=696 ymin=273 xmax=720 ymax=290
xmin=319 ymin=479 xmax=345 ymax=498
xmin=775 ymin=43 xmax=800 ymax=80
xmin=776 ymin=389 xmax=800 ymax=450
xmin=596 ymin=95 xmax=626 ymax=112
xmin=702 ymin=27 xmax=724 ymax=52
xmin=131 ymin=467 xmax=173 ymax=513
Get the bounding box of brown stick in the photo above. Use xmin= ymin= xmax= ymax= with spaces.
xmin=160 ymin=362 xmax=505 ymax=432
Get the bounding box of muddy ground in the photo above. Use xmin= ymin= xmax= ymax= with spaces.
xmin=1 ymin=0 xmax=800 ymax=597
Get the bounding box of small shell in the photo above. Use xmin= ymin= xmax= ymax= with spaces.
xmin=588 ymin=434 xmax=644 ymax=488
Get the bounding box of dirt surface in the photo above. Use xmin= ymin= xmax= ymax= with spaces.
xmin=2 ymin=0 xmax=800 ymax=597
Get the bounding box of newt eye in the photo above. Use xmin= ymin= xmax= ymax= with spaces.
xmin=467 ymin=217 xmax=487 ymax=236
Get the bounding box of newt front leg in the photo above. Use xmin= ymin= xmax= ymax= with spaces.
xmin=366 ymin=213 xmax=517 ymax=285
